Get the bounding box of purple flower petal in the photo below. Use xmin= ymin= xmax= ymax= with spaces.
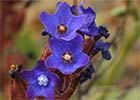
xmin=49 ymin=34 xmax=84 ymax=56
xmin=64 ymin=15 xmax=84 ymax=41
xmin=73 ymin=52 xmax=90 ymax=68
xmin=26 ymin=85 xmax=40 ymax=99
xmin=20 ymin=69 xmax=37 ymax=84
xmin=88 ymin=22 xmax=99 ymax=36
xmin=57 ymin=2 xmax=77 ymax=14
xmin=79 ymin=6 xmax=96 ymax=25
xmin=26 ymin=84 xmax=55 ymax=100
xmin=78 ymin=4 xmax=98 ymax=37
xmin=40 ymin=12 xmax=58 ymax=35
xmin=45 ymin=55 xmax=62 ymax=69
xmin=56 ymin=2 xmax=72 ymax=24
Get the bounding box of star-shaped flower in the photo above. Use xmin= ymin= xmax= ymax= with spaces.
xmin=20 ymin=60 xmax=60 ymax=100
xmin=40 ymin=2 xmax=84 ymax=41
xmin=45 ymin=34 xmax=89 ymax=74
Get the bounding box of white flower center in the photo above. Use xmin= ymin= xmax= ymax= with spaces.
xmin=62 ymin=52 xmax=73 ymax=63
xmin=57 ymin=24 xmax=67 ymax=34
xmin=37 ymin=74 xmax=49 ymax=86
xmin=59 ymin=25 xmax=65 ymax=31
xmin=63 ymin=54 xmax=71 ymax=61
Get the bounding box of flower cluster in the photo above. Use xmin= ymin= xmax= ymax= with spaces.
xmin=19 ymin=1 xmax=111 ymax=100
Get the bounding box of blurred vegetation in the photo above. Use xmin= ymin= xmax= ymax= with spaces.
xmin=0 ymin=0 xmax=139 ymax=100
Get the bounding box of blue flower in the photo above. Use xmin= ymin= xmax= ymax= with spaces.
xmin=78 ymin=4 xmax=98 ymax=37
xmin=20 ymin=60 xmax=60 ymax=100
xmin=80 ymin=62 xmax=95 ymax=84
xmin=45 ymin=34 xmax=89 ymax=74
xmin=92 ymin=40 xmax=111 ymax=60
xmin=94 ymin=26 xmax=110 ymax=40
xmin=40 ymin=2 xmax=84 ymax=41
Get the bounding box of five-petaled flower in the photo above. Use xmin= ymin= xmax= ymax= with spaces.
xmin=20 ymin=60 xmax=60 ymax=100
xmin=40 ymin=2 xmax=84 ymax=41
xmin=45 ymin=34 xmax=89 ymax=74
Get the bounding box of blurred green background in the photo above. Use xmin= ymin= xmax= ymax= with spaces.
xmin=0 ymin=0 xmax=140 ymax=100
